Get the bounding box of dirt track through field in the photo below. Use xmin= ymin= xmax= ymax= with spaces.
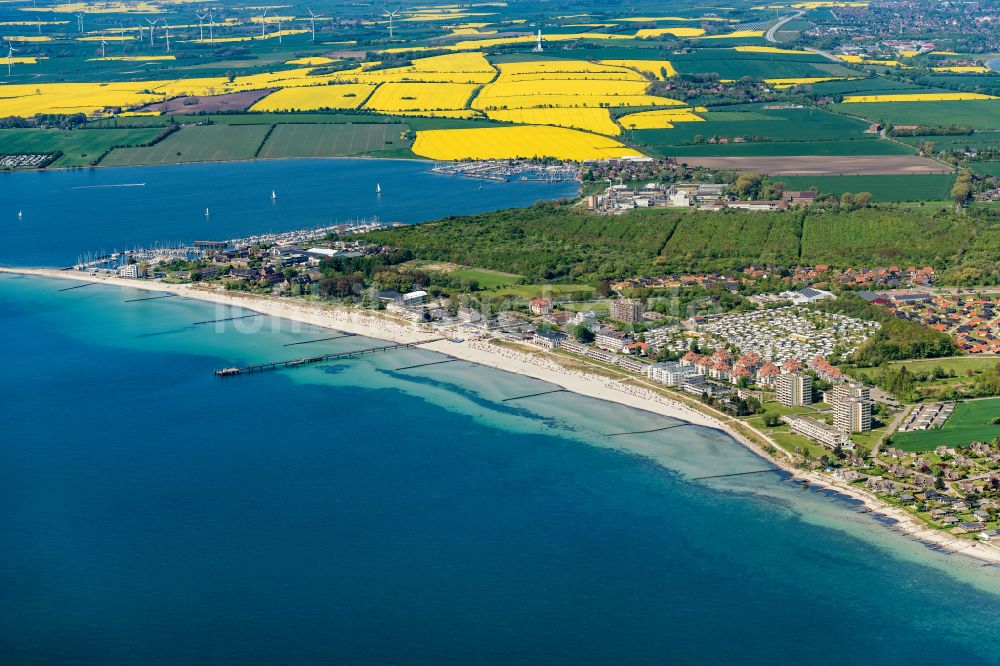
xmin=678 ymin=155 xmax=952 ymax=175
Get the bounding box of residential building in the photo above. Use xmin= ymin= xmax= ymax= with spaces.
xmin=611 ymin=298 xmax=645 ymax=324
xmin=830 ymin=382 xmax=872 ymax=433
xmin=777 ymin=373 xmax=813 ymax=407
xmin=118 ymin=263 xmax=143 ymax=279
xmin=595 ymin=329 xmax=630 ymax=352
xmin=402 ymin=290 xmax=428 ymax=305
xmin=783 ymin=415 xmax=850 ymax=449
xmin=532 ymin=329 xmax=567 ymax=350
xmin=647 ymin=362 xmax=697 ymax=386
xmin=529 ymin=297 xmax=553 ymax=315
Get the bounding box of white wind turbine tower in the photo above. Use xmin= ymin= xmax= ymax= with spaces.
xmin=99 ymin=32 xmax=108 ymax=58
xmin=307 ymin=8 xmax=317 ymax=41
xmin=276 ymin=15 xmax=282 ymax=43
xmin=75 ymin=12 xmax=84 ymax=32
xmin=208 ymin=13 xmax=215 ymax=43
xmin=145 ymin=17 xmax=159 ymax=46
xmin=260 ymin=8 xmax=268 ymax=37
xmin=136 ymin=22 xmax=145 ymax=44
xmin=163 ymin=21 xmax=171 ymax=52
xmin=6 ymin=43 xmax=17 ymax=76
xmin=35 ymin=15 xmax=42 ymax=35
xmin=384 ymin=7 xmax=399 ymax=39
xmin=196 ymin=13 xmax=206 ymax=41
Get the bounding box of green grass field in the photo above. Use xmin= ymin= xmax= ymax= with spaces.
xmin=0 ymin=127 xmax=164 ymax=167
xmin=775 ymin=174 xmax=957 ymax=201
xmin=892 ymin=398 xmax=1000 ymax=451
xmin=969 ymin=161 xmax=1000 ymax=176
xmin=644 ymin=138 xmax=913 ymax=157
xmin=633 ymin=106 xmax=873 ymax=145
xmin=889 ymin=357 xmax=1000 ymax=375
xmin=671 ymin=56 xmax=851 ymax=79
xmin=832 ymin=100 xmax=1000 ymax=131
xmin=99 ymin=125 xmax=271 ymax=166
xmin=257 ymin=124 xmax=411 ymax=158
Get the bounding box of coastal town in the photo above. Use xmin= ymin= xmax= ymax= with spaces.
xmin=59 ymin=219 xmax=1000 ymax=554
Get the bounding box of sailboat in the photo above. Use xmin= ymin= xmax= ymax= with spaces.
xmin=17 ymin=210 xmax=23 ymax=220
xmin=271 ymin=189 xmax=277 ymax=200
xmin=375 ymin=183 xmax=382 ymax=194
xmin=205 ymin=207 xmax=210 ymax=217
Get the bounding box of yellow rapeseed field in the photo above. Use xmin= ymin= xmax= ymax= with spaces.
xmin=332 ymin=52 xmax=495 ymax=84
xmin=932 ymin=66 xmax=990 ymax=73
xmin=250 ymin=84 xmax=377 ymax=111
xmin=617 ymin=108 xmax=705 ymax=129
xmin=77 ymin=35 xmax=134 ymax=41
xmin=189 ymin=29 xmax=308 ymax=43
xmin=598 ymin=60 xmax=676 ymax=79
xmin=27 ymin=1 xmax=162 ymax=13
xmin=6 ymin=57 xmax=43 ymax=64
xmin=389 ymin=109 xmax=484 ymax=118
xmin=701 ymin=30 xmax=764 ymax=39
xmin=764 ymin=77 xmax=842 ymax=87
xmin=411 ymin=126 xmax=643 ymax=161
xmin=842 ymin=92 xmax=998 ymax=103
xmin=636 ymin=27 xmax=705 ymax=38
xmin=791 ymin=2 xmax=868 ymax=8
xmin=363 ymin=82 xmax=478 ymax=112
xmin=486 ymin=108 xmax=621 ymax=135
xmin=286 ymin=56 xmax=336 ymax=65
xmin=3 ymin=35 xmax=53 ymax=41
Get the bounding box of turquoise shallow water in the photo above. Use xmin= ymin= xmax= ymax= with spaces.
xmin=0 ymin=158 xmax=577 ymax=266
xmin=2 ymin=273 xmax=1000 ymax=664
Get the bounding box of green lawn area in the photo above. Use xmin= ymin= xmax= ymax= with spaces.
xmin=257 ymin=123 xmax=411 ymax=158
xmin=770 ymin=428 xmax=829 ymax=459
xmin=100 ymin=124 xmax=271 ymax=166
xmin=775 ymin=174 xmax=957 ymax=202
xmin=756 ymin=401 xmax=825 ymax=418
xmin=892 ymin=398 xmax=1000 ymax=451
xmin=831 ymin=100 xmax=1000 ymax=131
xmin=0 ymin=127 xmax=164 ymax=167
xmin=558 ymin=301 xmax=611 ymax=315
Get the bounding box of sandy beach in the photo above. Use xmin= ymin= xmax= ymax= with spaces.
xmin=5 ymin=266 xmax=1000 ymax=565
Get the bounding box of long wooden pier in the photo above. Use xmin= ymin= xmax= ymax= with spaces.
xmin=214 ymin=339 xmax=443 ymax=377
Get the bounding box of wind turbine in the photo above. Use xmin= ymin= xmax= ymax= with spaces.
xmin=35 ymin=15 xmax=42 ymax=35
xmin=307 ymin=8 xmax=317 ymax=41
xmin=276 ymin=15 xmax=282 ymax=43
xmin=163 ymin=21 xmax=171 ymax=52
xmin=207 ymin=12 xmax=215 ymax=43
xmin=384 ymin=7 xmax=399 ymax=39
xmin=6 ymin=43 xmax=17 ymax=76
xmin=136 ymin=22 xmax=145 ymax=44
xmin=145 ymin=17 xmax=159 ymax=46
xmin=260 ymin=8 xmax=268 ymax=37
xmin=75 ymin=12 xmax=84 ymax=32
xmin=196 ymin=13 xmax=206 ymax=41
xmin=99 ymin=32 xmax=108 ymax=58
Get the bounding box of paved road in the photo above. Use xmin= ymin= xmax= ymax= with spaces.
xmin=765 ymin=10 xmax=804 ymax=43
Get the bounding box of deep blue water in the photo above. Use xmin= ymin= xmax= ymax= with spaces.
xmin=2 ymin=273 xmax=1000 ymax=664
xmin=0 ymin=158 xmax=577 ymax=266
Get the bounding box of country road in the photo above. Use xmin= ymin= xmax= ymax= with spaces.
xmin=765 ymin=10 xmax=805 ymax=43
